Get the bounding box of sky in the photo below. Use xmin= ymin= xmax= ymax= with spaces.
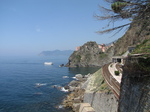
xmin=0 ymin=0 xmax=129 ymax=56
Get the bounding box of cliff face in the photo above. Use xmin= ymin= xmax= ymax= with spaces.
xmin=66 ymin=41 xmax=114 ymax=67
xmin=118 ymin=57 xmax=150 ymax=112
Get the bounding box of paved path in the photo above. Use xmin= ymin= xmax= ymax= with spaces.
xmin=108 ymin=63 xmax=122 ymax=83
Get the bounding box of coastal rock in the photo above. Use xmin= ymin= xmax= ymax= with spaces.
xmin=64 ymin=85 xmax=69 ymax=90
xmin=68 ymin=80 xmax=80 ymax=87
xmin=84 ymin=73 xmax=91 ymax=78
xmin=63 ymin=73 xmax=86 ymax=109
xmin=75 ymin=74 xmax=83 ymax=80
xmin=69 ymin=87 xmax=80 ymax=92
xmin=74 ymin=97 xmax=82 ymax=103
xmin=81 ymin=78 xmax=90 ymax=89
xmin=73 ymin=103 xmax=80 ymax=112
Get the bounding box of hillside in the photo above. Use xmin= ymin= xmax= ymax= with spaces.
xmin=65 ymin=41 xmax=114 ymax=67
xmin=113 ymin=11 xmax=150 ymax=56
xmin=132 ymin=39 xmax=150 ymax=54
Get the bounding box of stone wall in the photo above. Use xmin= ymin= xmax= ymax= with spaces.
xmin=84 ymin=92 xmax=118 ymax=112
xmin=83 ymin=68 xmax=118 ymax=112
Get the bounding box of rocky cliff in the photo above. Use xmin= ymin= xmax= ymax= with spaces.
xmin=118 ymin=56 xmax=150 ymax=112
xmin=66 ymin=41 xmax=114 ymax=67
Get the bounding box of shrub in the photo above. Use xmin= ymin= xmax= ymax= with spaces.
xmin=115 ymin=71 xmax=120 ymax=76
xmin=75 ymin=55 xmax=81 ymax=62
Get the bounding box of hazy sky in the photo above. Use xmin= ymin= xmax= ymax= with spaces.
xmin=0 ymin=0 xmax=128 ymax=56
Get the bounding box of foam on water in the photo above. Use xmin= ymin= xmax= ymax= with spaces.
xmin=60 ymin=87 xmax=68 ymax=92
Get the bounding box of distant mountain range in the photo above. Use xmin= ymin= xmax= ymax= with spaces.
xmin=39 ymin=50 xmax=74 ymax=56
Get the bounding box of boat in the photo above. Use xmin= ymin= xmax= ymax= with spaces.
xmin=44 ymin=62 xmax=53 ymax=65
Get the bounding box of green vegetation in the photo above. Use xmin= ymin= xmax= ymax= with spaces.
xmin=124 ymin=57 xmax=150 ymax=79
xmin=95 ymin=0 xmax=150 ymax=34
xmin=115 ymin=71 xmax=120 ymax=76
xmin=138 ymin=58 xmax=150 ymax=72
xmin=99 ymin=53 xmax=107 ymax=58
xmin=111 ymin=2 xmax=127 ymax=13
xmin=75 ymin=55 xmax=81 ymax=62
xmin=92 ymin=69 xmax=111 ymax=93
xmin=132 ymin=39 xmax=150 ymax=54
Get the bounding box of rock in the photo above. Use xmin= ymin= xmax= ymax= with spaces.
xmin=75 ymin=74 xmax=83 ymax=78
xmin=84 ymin=73 xmax=91 ymax=78
xmin=75 ymin=74 xmax=84 ymax=81
xmin=68 ymin=80 xmax=80 ymax=87
xmin=74 ymin=97 xmax=82 ymax=103
xmin=81 ymin=78 xmax=90 ymax=89
xmin=65 ymin=41 xmax=113 ymax=67
xmin=73 ymin=103 xmax=81 ymax=112
xmin=69 ymin=86 xmax=77 ymax=92
xmin=64 ymin=85 xmax=69 ymax=90
xmin=59 ymin=64 xmax=64 ymax=67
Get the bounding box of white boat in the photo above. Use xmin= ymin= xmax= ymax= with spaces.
xmin=44 ymin=62 xmax=53 ymax=65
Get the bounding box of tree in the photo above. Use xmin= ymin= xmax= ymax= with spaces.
xmin=95 ymin=0 xmax=150 ymax=34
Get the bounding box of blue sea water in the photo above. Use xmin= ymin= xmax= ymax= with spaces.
xmin=0 ymin=56 xmax=99 ymax=112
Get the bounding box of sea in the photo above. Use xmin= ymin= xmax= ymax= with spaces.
xmin=0 ymin=56 xmax=99 ymax=112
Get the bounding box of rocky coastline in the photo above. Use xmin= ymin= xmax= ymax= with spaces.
xmin=62 ymin=73 xmax=91 ymax=112
xmin=62 ymin=68 xmax=118 ymax=112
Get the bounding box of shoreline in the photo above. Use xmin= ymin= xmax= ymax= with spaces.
xmin=62 ymin=73 xmax=92 ymax=112
xmin=61 ymin=68 xmax=118 ymax=112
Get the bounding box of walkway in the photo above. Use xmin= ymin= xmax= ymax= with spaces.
xmin=108 ymin=63 xmax=122 ymax=83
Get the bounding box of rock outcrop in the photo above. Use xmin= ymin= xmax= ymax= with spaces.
xmin=66 ymin=41 xmax=114 ymax=67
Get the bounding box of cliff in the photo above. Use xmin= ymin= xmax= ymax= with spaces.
xmin=118 ymin=56 xmax=150 ymax=112
xmin=66 ymin=41 xmax=114 ymax=67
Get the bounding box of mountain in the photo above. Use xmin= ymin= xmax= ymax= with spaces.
xmin=39 ymin=50 xmax=73 ymax=56
xmin=65 ymin=41 xmax=114 ymax=67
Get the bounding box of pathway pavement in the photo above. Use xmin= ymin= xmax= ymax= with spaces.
xmin=108 ymin=63 xmax=122 ymax=83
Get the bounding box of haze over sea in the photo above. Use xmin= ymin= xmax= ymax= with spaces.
xmin=0 ymin=55 xmax=99 ymax=112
